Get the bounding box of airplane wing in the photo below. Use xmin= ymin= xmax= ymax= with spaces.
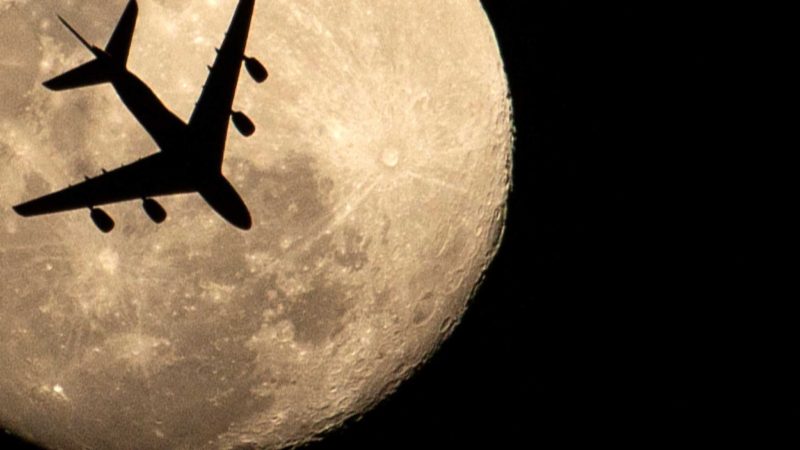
xmin=13 ymin=154 xmax=194 ymax=216
xmin=187 ymin=0 xmax=256 ymax=166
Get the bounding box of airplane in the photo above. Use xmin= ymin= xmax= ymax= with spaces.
xmin=12 ymin=0 xmax=269 ymax=232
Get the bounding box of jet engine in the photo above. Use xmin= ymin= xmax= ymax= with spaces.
xmin=142 ymin=198 xmax=167 ymax=223
xmin=244 ymin=56 xmax=268 ymax=83
xmin=231 ymin=111 xmax=256 ymax=136
xmin=90 ymin=208 xmax=115 ymax=233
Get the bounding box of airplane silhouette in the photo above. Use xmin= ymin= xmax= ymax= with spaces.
xmin=13 ymin=0 xmax=268 ymax=232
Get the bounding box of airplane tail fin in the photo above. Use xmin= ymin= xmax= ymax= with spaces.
xmin=43 ymin=0 xmax=139 ymax=91
xmin=104 ymin=0 xmax=138 ymax=66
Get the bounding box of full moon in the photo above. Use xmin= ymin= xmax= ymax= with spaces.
xmin=0 ymin=0 xmax=512 ymax=448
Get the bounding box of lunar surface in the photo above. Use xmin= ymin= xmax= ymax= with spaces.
xmin=0 ymin=0 xmax=512 ymax=449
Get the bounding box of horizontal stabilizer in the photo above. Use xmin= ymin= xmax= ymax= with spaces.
xmin=43 ymin=60 xmax=110 ymax=91
xmin=57 ymin=15 xmax=94 ymax=52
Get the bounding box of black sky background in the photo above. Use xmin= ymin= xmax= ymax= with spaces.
xmin=2 ymin=2 xmax=792 ymax=449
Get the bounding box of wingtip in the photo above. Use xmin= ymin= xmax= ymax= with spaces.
xmin=56 ymin=13 xmax=94 ymax=51
xmin=12 ymin=203 xmax=30 ymax=217
xmin=56 ymin=14 xmax=69 ymax=29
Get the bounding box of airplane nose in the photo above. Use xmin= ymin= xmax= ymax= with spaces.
xmin=234 ymin=211 xmax=252 ymax=230
xmin=198 ymin=176 xmax=252 ymax=231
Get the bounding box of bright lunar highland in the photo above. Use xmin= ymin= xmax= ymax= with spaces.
xmin=0 ymin=0 xmax=512 ymax=449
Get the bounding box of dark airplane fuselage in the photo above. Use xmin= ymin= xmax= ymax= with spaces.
xmin=105 ymin=66 xmax=220 ymax=176
xmin=106 ymin=68 xmax=251 ymax=229
xmin=110 ymin=69 xmax=188 ymax=153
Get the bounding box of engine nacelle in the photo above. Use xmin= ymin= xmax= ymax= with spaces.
xmin=143 ymin=198 xmax=167 ymax=224
xmin=231 ymin=111 xmax=256 ymax=137
xmin=90 ymin=208 xmax=114 ymax=233
xmin=244 ymin=56 xmax=268 ymax=83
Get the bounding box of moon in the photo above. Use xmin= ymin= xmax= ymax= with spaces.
xmin=0 ymin=0 xmax=512 ymax=449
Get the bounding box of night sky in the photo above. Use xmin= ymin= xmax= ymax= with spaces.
xmin=2 ymin=2 xmax=788 ymax=449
